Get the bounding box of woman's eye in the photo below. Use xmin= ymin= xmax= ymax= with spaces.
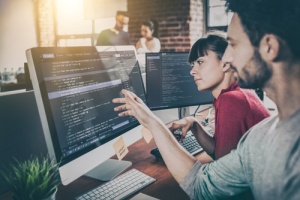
xmin=197 ymin=60 xmax=203 ymax=65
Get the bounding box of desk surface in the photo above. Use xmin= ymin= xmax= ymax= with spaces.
xmin=0 ymin=105 xmax=212 ymax=200
xmin=0 ymin=107 xmax=214 ymax=200
xmin=58 ymin=139 xmax=190 ymax=200
xmin=0 ymin=137 xmax=190 ymax=200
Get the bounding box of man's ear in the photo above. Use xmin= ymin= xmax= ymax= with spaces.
xmin=259 ymin=34 xmax=280 ymax=62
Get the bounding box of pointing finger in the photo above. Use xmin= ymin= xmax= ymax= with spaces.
xmin=112 ymin=97 xmax=126 ymax=104
xmin=114 ymin=104 xmax=131 ymax=112
xmin=122 ymin=89 xmax=143 ymax=104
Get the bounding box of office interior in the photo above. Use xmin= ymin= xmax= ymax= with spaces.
xmin=0 ymin=0 xmax=278 ymax=199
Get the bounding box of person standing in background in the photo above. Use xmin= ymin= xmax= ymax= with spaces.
xmin=96 ymin=11 xmax=130 ymax=46
xmin=136 ymin=20 xmax=161 ymax=53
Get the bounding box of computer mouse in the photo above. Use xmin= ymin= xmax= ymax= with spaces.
xmin=150 ymin=148 xmax=162 ymax=159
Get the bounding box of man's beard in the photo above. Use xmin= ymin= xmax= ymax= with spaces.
xmin=115 ymin=25 xmax=123 ymax=31
xmin=235 ymin=50 xmax=272 ymax=89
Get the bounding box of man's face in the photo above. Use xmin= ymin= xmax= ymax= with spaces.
xmin=116 ymin=15 xmax=129 ymax=31
xmin=222 ymin=14 xmax=272 ymax=89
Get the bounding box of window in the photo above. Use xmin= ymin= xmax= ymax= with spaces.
xmin=55 ymin=0 xmax=126 ymax=46
xmin=206 ymin=0 xmax=233 ymax=31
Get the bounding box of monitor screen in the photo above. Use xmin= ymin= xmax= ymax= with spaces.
xmin=26 ymin=45 xmax=145 ymax=185
xmin=146 ymin=52 xmax=213 ymax=110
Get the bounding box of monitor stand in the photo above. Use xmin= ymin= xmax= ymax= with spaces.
xmin=178 ymin=106 xmax=190 ymax=119
xmin=85 ymin=159 xmax=132 ymax=181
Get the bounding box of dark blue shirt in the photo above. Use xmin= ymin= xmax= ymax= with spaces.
xmin=96 ymin=29 xmax=130 ymax=46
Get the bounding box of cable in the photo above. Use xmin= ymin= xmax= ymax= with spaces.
xmin=193 ymin=105 xmax=201 ymax=117
xmin=204 ymin=107 xmax=213 ymax=124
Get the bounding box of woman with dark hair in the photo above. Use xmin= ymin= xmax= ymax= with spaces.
xmin=169 ymin=30 xmax=270 ymax=163
xmin=136 ymin=20 xmax=161 ymax=53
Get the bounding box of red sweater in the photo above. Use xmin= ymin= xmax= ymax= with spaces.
xmin=213 ymin=82 xmax=270 ymax=159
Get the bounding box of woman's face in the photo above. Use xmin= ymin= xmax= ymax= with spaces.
xmin=141 ymin=25 xmax=153 ymax=39
xmin=190 ymin=50 xmax=225 ymax=91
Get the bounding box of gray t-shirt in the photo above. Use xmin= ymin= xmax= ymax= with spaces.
xmin=180 ymin=109 xmax=300 ymax=200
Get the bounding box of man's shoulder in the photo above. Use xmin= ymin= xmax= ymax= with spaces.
xmin=237 ymin=115 xmax=275 ymax=149
xmin=100 ymin=29 xmax=113 ymax=35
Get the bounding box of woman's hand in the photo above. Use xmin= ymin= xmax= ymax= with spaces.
xmin=168 ymin=116 xmax=197 ymax=141
xmin=140 ymin=37 xmax=147 ymax=48
xmin=112 ymin=89 xmax=158 ymax=129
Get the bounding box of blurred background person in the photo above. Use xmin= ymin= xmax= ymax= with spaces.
xmin=136 ymin=20 xmax=161 ymax=53
xmin=96 ymin=11 xmax=130 ymax=46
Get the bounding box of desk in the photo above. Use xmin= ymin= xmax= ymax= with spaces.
xmin=2 ymin=103 xmax=276 ymax=200
xmin=0 ymin=107 xmax=215 ymax=200
xmin=0 ymin=137 xmax=189 ymax=200
xmin=58 ymin=139 xmax=190 ymax=200
xmin=57 ymin=107 xmax=212 ymax=199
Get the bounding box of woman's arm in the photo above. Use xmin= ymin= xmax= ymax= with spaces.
xmin=191 ymin=120 xmax=216 ymax=157
xmin=149 ymin=38 xmax=161 ymax=52
xmin=136 ymin=38 xmax=148 ymax=53
xmin=135 ymin=38 xmax=143 ymax=51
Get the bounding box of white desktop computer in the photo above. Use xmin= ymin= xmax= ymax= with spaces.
xmin=26 ymin=45 xmax=146 ymax=185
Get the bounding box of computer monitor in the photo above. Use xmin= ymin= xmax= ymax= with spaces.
xmin=0 ymin=90 xmax=47 ymax=193
xmin=26 ymin=45 xmax=146 ymax=185
xmin=146 ymin=52 xmax=214 ymax=112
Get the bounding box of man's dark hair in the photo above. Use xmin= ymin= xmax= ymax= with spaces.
xmin=116 ymin=10 xmax=128 ymax=17
xmin=189 ymin=30 xmax=228 ymax=64
xmin=226 ymin=0 xmax=300 ymax=59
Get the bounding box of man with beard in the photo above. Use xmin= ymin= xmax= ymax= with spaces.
xmin=96 ymin=11 xmax=130 ymax=46
xmin=112 ymin=0 xmax=300 ymax=199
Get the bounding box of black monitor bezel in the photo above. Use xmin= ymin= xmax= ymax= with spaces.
xmin=29 ymin=46 xmax=144 ymax=166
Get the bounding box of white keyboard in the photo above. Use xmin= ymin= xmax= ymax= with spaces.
xmin=75 ymin=169 xmax=156 ymax=200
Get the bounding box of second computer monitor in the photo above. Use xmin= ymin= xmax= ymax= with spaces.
xmin=146 ymin=52 xmax=213 ymax=110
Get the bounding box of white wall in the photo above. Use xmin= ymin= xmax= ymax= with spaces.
xmin=84 ymin=0 xmax=127 ymax=20
xmin=0 ymin=0 xmax=37 ymax=72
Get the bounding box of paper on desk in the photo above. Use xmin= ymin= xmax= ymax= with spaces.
xmin=130 ymin=193 xmax=160 ymax=200
xmin=141 ymin=126 xmax=153 ymax=143
xmin=113 ymin=136 xmax=129 ymax=160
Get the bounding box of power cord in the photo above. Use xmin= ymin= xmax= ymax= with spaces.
xmin=193 ymin=105 xmax=201 ymax=117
